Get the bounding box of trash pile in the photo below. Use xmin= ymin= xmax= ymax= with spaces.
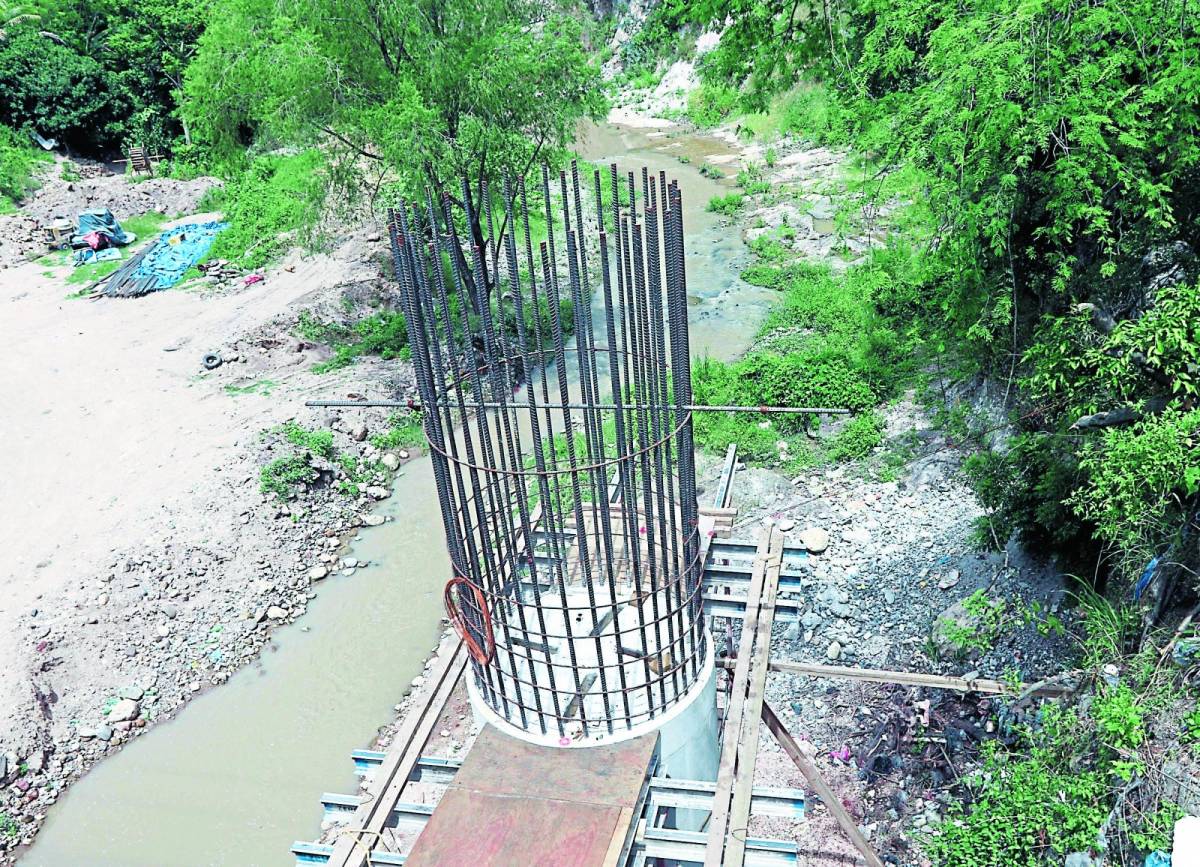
xmin=60 ymin=209 xmax=134 ymax=265
xmin=98 ymin=221 xmax=228 ymax=298
xmin=196 ymin=259 xmax=244 ymax=284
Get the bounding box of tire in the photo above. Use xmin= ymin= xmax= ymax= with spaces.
xmin=202 ymin=352 xmax=223 ymax=370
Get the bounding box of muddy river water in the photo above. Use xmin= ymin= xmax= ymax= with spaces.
xmin=23 ymin=121 xmax=769 ymax=867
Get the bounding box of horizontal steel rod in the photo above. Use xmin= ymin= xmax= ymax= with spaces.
xmin=304 ymin=399 xmax=850 ymax=415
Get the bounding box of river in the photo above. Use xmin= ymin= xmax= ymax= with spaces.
xmin=22 ymin=120 xmax=768 ymax=867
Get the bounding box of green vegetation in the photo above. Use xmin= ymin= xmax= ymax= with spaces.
xmin=370 ymin=413 xmax=424 ymax=452
xmin=926 ymin=733 xmax=1109 ymax=866
xmin=184 ymin=0 xmax=603 ymax=293
xmin=924 ymin=597 xmax=1183 ymax=866
xmin=0 ymin=0 xmax=203 ymax=153
xmin=309 ymin=311 xmax=410 ymax=374
xmin=260 ymin=454 xmax=314 ymax=500
xmin=0 ymin=811 xmax=17 ymax=841
xmin=693 ymin=254 xmax=917 ymax=467
xmin=705 ymin=192 xmax=743 ymax=216
xmin=203 ymin=152 xmax=324 ymax=270
xmin=0 ymin=124 xmax=47 ymax=209
xmin=297 ymin=283 xmax=574 ymax=375
xmin=685 ymin=82 xmax=737 ymax=128
xmin=936 ymin=590 xmax=1012 ymax=657
xmin=223 ymin=379 xmax=277 ymax=396
xmin=260 ymin=421 xmax=333 ymax=498
xmin=669 ymin=0 xmax=1200 ymax=592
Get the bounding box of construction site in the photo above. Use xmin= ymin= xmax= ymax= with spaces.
xmin=2 ymin=2 xmax=1200 ymax=865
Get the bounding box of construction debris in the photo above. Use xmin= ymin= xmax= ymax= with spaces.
xmin=98 ymin=221 xmax=227 ymax=298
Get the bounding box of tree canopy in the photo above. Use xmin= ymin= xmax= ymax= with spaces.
xmin=183 ymin=0 xmax=605 ymax=292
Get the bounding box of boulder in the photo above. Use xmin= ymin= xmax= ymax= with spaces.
xmin=106 ymin=698 xmax=140 ymax=723
xmin=800 ymin=528 xmax=829 ymax=554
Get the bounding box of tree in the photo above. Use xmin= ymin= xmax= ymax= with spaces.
xmin=183 ymin=0 xmax=606 ymax=299
xmin=0 ymin=23 xmax=118 ymax=150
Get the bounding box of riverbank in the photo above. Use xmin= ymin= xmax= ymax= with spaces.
xmin=0 ymin=167 xmax=423 ymax=860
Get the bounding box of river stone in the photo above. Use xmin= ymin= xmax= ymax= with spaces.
xmin=308 ymin=566 xmax=329 ymax=581
xmin=118 ymin=685 xmax=144 ymax=700
xmin=826 ymin=640 xmax=843 ymax=661
xmin=94 ymin=724 xmax=114 ymax=742
xmin=777 ymin=518 xmax=796 ymax=532
xmin=938 ymin=570 xmax=960 ymax=590
xmin=107 ymin=698 xmax=140 ymax=723
xmin=380 ymin=453 xmax=401 ymax=471
xmin=366 ymin=486 xmax=390 ymax=500
xmin=800 ymin=528 xmax=829 ymax=554
xmin=266 ymin=605 xmax=288 ymax=620
xmin=363 ymin=514 xmax=385 ymax=527
xmin=932 ymin=599 xmax=982 ymax=657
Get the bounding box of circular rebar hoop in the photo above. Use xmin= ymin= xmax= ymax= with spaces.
xmin=395 ymin=162 xmax=707 ymax=741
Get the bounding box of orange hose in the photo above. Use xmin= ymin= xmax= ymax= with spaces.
xmin=444 ymin=576 xmax=494 ymax=664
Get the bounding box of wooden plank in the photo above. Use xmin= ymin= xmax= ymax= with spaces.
xmin=762 ymin=701 xmax=885 ymax=867
xmin=703 ymin=525 xmax=774 ymax=867
xmin=601 ymin=807 xmax=635 ymax=867
xmin=715 ymin=658 xmax=1073 ymax=698
xmin=326 ymin=637 xmax=467 ymax=867
xmin=713 ymin=443 xmax=738 ymax=508
xmin=723 ymin=529 xmax=784 ymax=867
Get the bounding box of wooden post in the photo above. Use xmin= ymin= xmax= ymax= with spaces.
xmin=762 ymin=701 xmax=885 ymax=867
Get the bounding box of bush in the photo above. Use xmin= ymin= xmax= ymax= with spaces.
xmin=281 ymin=421 xmax=334 ymax=458
xmin=0 ymin=28 xmax=120 ymax=152
xmin=706 ymin=192 xmax=744 ymax=215
xmin=0 ymin=124 xmax=46 ymax=208
xmin=826 ymin=411 xmax=884 ymax=461
xmin=925 ymin=739 xmax=1108 ymax=866
xmin=370 ymin=413 xmax=424 ymax=451
xmin=687 ymin=83 xmax=739 ymax=128
xmin=776 ymin=84 xmax=850 ymax=147
xmin=260 ymin=454 xmax=314 ymax=499
xmin=205 ymin=150 xmax=325 ymax=270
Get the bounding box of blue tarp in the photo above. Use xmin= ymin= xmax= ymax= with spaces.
xmin=75 ymin=208 xmax=130 ymax=246
xmin=129 ymin=221 xmax=229 ymax=292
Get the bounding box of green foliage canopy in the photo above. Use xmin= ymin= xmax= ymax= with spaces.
xmin=183 ymin=0 xmax=605 ymax=294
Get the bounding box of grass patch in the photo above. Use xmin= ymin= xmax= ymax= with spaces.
xmin=260 ymin=420 xmax=335 ymax=499
xmin=693 ymin=252 xmax=920 ymax=466
xmin=370 ymin=413 xmax=424 ymax=451
xmin=0 ymin=125 xmax=51 ymax=210
xmin=224 ymin=379 xmax=278 ymax=396
xmin=204 ymin=150 xmax=324 ymax=270
xmin=706 ymin=193 xmax=744 ymax=216
xmin=307 ymin=310 xmax=410 ymax=374
xmin=686 ymin=83 xmax=739 ymax=128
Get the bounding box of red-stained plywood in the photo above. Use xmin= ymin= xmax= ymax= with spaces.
xmin=406 ymin=726 xmax=657 ymax=866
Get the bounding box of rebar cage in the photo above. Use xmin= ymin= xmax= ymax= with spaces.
xmin=392 ymin=162 xmax=707 ymax=742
